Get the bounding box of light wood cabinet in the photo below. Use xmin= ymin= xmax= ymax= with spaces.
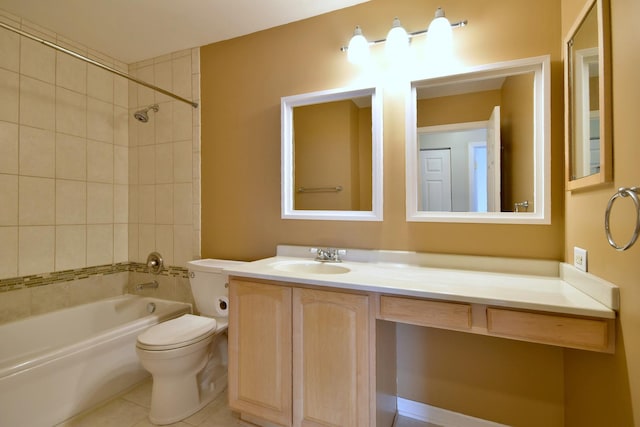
xmin=229 ymin=278 xmax=373 ymax=427
xmin=293 ymin=287 xmax=371 ymax=426
xmin=228 ymin=279 xmax=292 ymax=427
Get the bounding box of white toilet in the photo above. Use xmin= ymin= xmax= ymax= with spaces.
xmin=136 ymin=259 xmax=244 ymax=425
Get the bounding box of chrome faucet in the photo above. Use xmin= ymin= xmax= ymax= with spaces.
xmin=135 ymin=280 xmax=159 ymax=291
xmin=310 ymin=247 xmax=346 ymax=263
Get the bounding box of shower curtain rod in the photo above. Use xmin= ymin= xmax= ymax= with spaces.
xmin=0 ymin=21 xmax=199 ymax=108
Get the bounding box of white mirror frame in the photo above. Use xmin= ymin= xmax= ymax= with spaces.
xmin=406 ymin=55 xmax=551 ymax=224
xmin=281 ymin=86 xmax=383 ymax=221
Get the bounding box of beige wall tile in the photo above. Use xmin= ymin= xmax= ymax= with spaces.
xmin=138 ymin=184 xmax=155 ymax=223
xmin=172 ymin=101 xmax=192 ymax=141
xmin=30 ymin=281 xmax=70 ymax=315
xmin=56 ymin=87 xmax=87 ymax=138
xmin=87 ymin=97 xmax=113 ymax=143
xmin=114 ymin=145 xmax=128 ymax=185
xmin=20 ymin=37 xmax=55 ymax=84
xmin=128 ymin=184 xmax=139 ymax=223
xmin=172 ymin=55 xmax=192 ymax=99
xmin=173 ymin=224 xmax=193 ymax=268
xmin=138 ymin=224 xmax=155 ymax=261
xmin=0 ymin=121 xmax=18 ymax=174
xmin=173 ymin=183 xmax=193 ymax=225
xmin=0 ymin=174 xmax=18 ymax=226
xmin=154 ymin=60 xmax=172 ymax=104
xmin=155 ymin=184 xmax=173 ymax=224
xmin=20 ymin=76 xmax=55 ymax=130
xmin=19 ymin=125 xmax=55 ymax=178
xmin=138 ymin=145 xmax=155 ymax=184
xmin=0 ymin=29 xmax=19 ymax=72
xmin=55 ymin=225 xmax=86 ymax=270
xmin=56 ymin=133 xmax=86 ymax=180
xmin=0 ymin=226 xmax=18 ymax=278
xmin=114 ymin=184 xmax=128 ymax=223
xmin=128 ymin=147 xmax=139 ymax=184
xmin=173 ymin=140 xmax=192 ymax=183
xmin=114 ymin=223 xmax=128 ymax=263
xmin=114 ymin=76 xmax=128 ymax=108
xmin=128 ymin=223 xmax=139 ymax=263
xmin=155 ymin=102 xmax=172 ymax=143
xmin=136 ymin=65 xmax=155 ymax=107
xmin=19 ymin=176 xmax=54 ymax=225
xmin=86 ymin=224 xmax=113 ymax=266
xmin=137 ymin=114 xmax=155 ymax=145
xmin=55 ymin=53 xmax=86 ymax=94
xmin=19 ymin=225 xmax=54 ymax=275
xmin=0 ymin=287 xmax=30 ymax=324
xmin=0 ymin=69 xmax=19 ymax=123
xmin=87 ymin=139 xmax=113 ymax=183
xmin=156 ymin=224 xmax=173 ymax=265
xmin=155 ymin=143 xmax=173 ymax=183
xmin=87 ymin=182 xmax=113 ymax=224
xmin=56 ymin=179 xmax=86 ymax=224
xmin=114 ymin=106 xmax=129 ymax=147
xmin=87 ymin=66 xmax=113 ymax=103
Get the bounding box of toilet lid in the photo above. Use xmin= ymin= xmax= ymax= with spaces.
xmin=137 ymin=314 xmax=217 ymax=350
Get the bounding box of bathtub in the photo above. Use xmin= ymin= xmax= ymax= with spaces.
xmin=0 ymin=294 xmax=191 ymax=427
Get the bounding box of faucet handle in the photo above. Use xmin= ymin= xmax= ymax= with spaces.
xmin=309 ymin=247 xmax=319 ymax=254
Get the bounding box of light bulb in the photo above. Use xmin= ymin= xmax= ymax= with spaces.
xmin=347 ymin=26 xmax=369 ymax=65
xmin=385 ymin=17 xmax=410 ymax=61
xmin=426 ymin=7 xmax=453 ymax=60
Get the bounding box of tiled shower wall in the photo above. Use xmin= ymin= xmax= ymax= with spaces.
xmin=0 ymin=8 xmax=201 ymax=322
xmin=128 ymin=50 xmax=201 ymax=268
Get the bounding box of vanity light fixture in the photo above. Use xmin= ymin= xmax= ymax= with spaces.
xmin=341 ymin=7 xmax=467 ymax=65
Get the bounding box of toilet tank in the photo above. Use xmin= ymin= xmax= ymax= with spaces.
xmin=186 ymin=259 xmax=245 ymax=317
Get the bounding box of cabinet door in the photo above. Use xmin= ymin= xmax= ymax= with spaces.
xmin=293 ymin=288 xmax=370 ymax=427
xmin=229 ymin=279 xmax=292 ymax=427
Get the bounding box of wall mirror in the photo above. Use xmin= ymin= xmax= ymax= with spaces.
xmin=281 ymin=86 xmax=383 ymax=221
xmin=406 ymin=56 xmax=550 ymax=224
xmin=564 ymin=0 xmax=612 ymax=190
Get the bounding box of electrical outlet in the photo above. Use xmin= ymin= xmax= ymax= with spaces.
xmin=574 ymin=247 xmax=587 ymax=272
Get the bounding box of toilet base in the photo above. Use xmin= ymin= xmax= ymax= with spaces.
xmin=149 ymin=373 xmax=227 ymax=425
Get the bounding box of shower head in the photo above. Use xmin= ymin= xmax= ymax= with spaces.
xmin=133 ymin=104 xmax=159 ymax=123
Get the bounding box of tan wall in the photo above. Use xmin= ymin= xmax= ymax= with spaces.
xmin=501 ymin=73 xmax=534 ymax=211
xmin=562 ymin=0 xmax=640 ymax=425
xmin=417 ymin=90 xmax=501 ymax=127
xmin=201 ymin=0 xmax=567 ymax=425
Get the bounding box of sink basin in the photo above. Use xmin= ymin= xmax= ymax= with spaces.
xmin=271 ymin=260 xmax=351 ymax=275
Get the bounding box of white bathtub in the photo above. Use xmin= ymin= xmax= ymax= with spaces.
xmin=0 ymin=294 xmax=191 ymax=427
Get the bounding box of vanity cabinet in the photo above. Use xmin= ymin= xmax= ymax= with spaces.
xmin=228 ymin=278 xmax=373 ymax=427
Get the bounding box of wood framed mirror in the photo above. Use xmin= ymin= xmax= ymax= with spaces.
xmin=565 ymin=0 xmax=612 ymax=190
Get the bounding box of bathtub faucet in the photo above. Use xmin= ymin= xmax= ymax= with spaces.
xmin=135 ymin=280 xmax=159 ymax=291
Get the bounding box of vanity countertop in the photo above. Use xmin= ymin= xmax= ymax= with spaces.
xmin=223 ymin=247 xmax=618 ymax=320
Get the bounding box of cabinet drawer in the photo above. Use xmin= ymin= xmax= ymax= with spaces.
xmin=379 ymin=295 xmax=471 ymax=330
xmin=487 ymin=308 xmax=611 ymax=352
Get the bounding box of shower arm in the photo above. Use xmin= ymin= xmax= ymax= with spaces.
xmin=0 ymin=21 xmax=199 ymax=109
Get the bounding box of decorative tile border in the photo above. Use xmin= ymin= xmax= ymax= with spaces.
xmin=0 ymin=263 xmax=189 ymax=293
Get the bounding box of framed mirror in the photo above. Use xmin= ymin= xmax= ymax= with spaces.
xmin=281 ymin=86 xmax=383 ymax=221
xmin=565 ymin=0 xmax=612 ymax=190
xmin=406 ymin=56 xmax=551 ymax=224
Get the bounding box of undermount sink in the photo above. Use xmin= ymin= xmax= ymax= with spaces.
xmin=271 ymin=260 xmax=351 ymax=275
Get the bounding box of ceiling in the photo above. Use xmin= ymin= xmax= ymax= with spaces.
xmin=0 ymin=0 xmax=369 ymax=63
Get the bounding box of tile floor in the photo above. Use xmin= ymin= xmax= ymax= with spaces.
xmin=56 ymin=377 xmax=438 ymax=427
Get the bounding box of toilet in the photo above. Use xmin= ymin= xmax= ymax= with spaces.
xmin=136 ymin=259 xmax=244 ymax=425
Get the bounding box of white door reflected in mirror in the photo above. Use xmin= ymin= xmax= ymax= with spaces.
xmin=406 ymin=56 xmax=551 ymax=224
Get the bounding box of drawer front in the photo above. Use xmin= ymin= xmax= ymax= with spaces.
xmin=487 ymin=308 xmax=610 ymax=351
xmin=379 ymin=295 xmax=471 ymax=330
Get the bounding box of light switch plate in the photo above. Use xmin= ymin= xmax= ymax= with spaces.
xmin=574 ymin=247 xmax=588 ymax=272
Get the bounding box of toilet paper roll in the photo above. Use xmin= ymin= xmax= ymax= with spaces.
xmin=215 ymin=296 xmax=229 ymax=317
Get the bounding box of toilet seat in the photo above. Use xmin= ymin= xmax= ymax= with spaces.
xmin=137 ymin=314 xmax=217 ymax=351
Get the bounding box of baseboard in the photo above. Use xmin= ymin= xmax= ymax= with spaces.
xmin=397 ymin=398 xmax=510 ymax=427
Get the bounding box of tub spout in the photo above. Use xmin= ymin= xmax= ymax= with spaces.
xmin=135 ymin=280 xmax=159 ymax=291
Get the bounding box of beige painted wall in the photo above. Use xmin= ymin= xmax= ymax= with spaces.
xmin=562 ymin=0 xmax=640 ymax=425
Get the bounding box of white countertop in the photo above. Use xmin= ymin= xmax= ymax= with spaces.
xmin=223 ymin=247 xmax=618 ymax=319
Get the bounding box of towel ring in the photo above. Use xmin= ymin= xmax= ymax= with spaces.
xmin=604 ymin=187 xmax=640 ymax=251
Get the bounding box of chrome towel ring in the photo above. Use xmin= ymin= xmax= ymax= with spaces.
xmin=605 ymin=187 xmax=640 ymax=251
